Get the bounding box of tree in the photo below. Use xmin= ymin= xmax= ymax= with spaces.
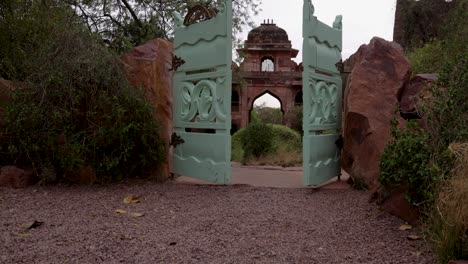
xmin=63 ymin=0 xmax=262 ymax=52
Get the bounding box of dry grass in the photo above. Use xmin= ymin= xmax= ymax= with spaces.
xmin=431 ymin=142 xmax=468 ymax=263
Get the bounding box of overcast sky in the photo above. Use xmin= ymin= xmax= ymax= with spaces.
xmin=242 ymin=0 xmax=398 ymax=108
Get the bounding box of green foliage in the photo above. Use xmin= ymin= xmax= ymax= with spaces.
xmin=379 ymin=52 xmax=467 ymax=262
xmin=269 ymin=124 xmax=302 ymax=151
xmin=231 ymin=128 xmax=246 ymax=161
xmin=406 ymin=0 xmax=467 ymax=73
xmin=241 ymin=123 xmax=274 ymax=159
xmin=0 ymin=1 xmax=165 ymax=183
xmin=290 ymin=105 xmax=303 ymax=134
xmin=232 ymin=124 xmax=302 ymax=166
xmin=249 ymin=109 xmax=261 ymax=124
xmin=0 ymin=0 xmax=76 ymax=80
xmin=379 ymin=120 xmax=441 ymax=207
xmin=65 ymin=0 xmax=262 ymax=52
xmin=252 ymin=104 xmax=283 ymax=125
xmin=428 ymin=53 xmax=468 ymax=146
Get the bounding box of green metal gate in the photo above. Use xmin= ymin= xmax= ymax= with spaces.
xmin=172 ymin=1 xmax=233 ymax=184
xmin=302 ymin=0 xmax=343 ymax=186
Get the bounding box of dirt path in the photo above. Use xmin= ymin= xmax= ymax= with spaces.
xmin=0 ymin=181 xmax=433 ymax=264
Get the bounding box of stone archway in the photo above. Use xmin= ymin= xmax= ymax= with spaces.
xmin=249 ymin=90 xmax=284 ymax=125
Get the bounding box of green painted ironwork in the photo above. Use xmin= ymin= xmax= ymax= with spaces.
xmin=302 ymin=0 xmax=343 ymax=186
xmin=172 ymin=1 xmax=232 ymax=184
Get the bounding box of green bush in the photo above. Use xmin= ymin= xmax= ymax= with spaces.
xmin=232 ymin=124 xmax=302 ymax=166
xmin=241 ymin=123 xmax=275 ymax=160
xmin=379 ymin=53 xmax=467 ymax=262
xmin=269 ymin=124 xmax=302 ymax=151
xmin=406 ymin=0 xmax=467 ymax=73
xmin=231 ymin=128 xmax=246 ymax=161
xmin=290 ymin=105 xmax=303 ymax=134
xmin=252 ymin=104 xmax=283 ymax=125
xmin=0 ymin=1 xmax=165 ymax=183
xmin=379 ymin=120 xmax=441 ymax=207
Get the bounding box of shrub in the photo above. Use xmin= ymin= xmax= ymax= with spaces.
xmin=252 ymin=104 xmax=283 ymax=125
xmin=231 ymin=128 xmax=246 ymax=161
xmin=241 ymin=122 xmax=274 ymax=160
xmin=379 ymin=120 xmax=441 ymax=207
xmin=406 ymin=0 xmax=467 ymax=73
xmin=0 ymin=1 xmax=165 ymax=183
xmin=290 ymin=105 xmax=303 ymax=134
xmin=232 ymin=124 xmax=302 ymax=166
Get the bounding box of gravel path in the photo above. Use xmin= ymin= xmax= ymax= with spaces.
xmin=0 ymin=181 xmax=433 ymax=264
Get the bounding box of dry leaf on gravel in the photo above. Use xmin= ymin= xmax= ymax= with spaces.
xmin=16 ymin=231 xmax=31 ymax=237
xmin=22 ymin=221 xmax=44 ymax=230
xmin=131 ymin=212 xmax=144 ymax=217
xmin=399 ymin=224 xmax=413 ymax=231
xmin=115 ymin=209 xmax=127 ymax=214
xmin=123 ymin=195 xmax=140 ymax=204
xmin=407 ymin=234 xmax=421 ymax=240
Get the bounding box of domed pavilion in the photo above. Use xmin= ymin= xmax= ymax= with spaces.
xmin=232 ymin=20 xmax=303 ymax=132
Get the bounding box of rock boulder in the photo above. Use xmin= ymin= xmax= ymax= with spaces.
xmin=400 ymin=74 xmax=438 ymax=120
xmin=342 ymin=37 xmax=411 ymax=190
xmin=121 ymin=39 xmax=173 ymax=181
xmin=0 ymin=166 xmax=37 ymax=188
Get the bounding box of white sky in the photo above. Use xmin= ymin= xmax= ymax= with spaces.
xmin=244 ymin=0 xmax=398 ymax=108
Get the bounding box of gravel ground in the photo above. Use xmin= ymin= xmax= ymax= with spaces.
xmin=0 ymin=181 xmax=433 ymax=264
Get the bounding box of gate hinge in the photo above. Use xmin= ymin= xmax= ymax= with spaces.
xmin=170 ymin=55 xmax=186 ymax=71
xmin=335 ymin=59 xmax=344 ymax=73
xmin=170 ymin=132 xmax=185 ymax=148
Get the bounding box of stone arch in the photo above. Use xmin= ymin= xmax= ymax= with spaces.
xmin=249 ymin=90 xmax=285 ymax=124
xmin=260 ymin=56 xmax=275 ymax=72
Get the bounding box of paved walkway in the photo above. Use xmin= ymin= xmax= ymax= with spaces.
xmin=176 ymin=162 xmax=351 ymax=189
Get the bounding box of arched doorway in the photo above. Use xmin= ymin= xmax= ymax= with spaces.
xmin=250 ymin=91 xmax=283 ymax=125
xmin=261 ymin=56 xmax=275 ymax=72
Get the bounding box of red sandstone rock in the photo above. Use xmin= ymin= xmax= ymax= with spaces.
xmin=0 ymin=166 xmax=37 ymax=188
xmin=381 ymin=190 xmax=419 ymax=226
xmin=121 ymin=39 xmax=173 ymax=181
xmin=400 ymin=74 xmax=438 ymax=117
xmin=342 ymin=37 xmax=411 ymax=190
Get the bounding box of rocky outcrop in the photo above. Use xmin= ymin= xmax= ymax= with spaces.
xmin=400 ymin=74 xmax=438 ymax=120
xmin=121 ymin=39 xmax=174 ymax=181
xmin=380 ymin=189 xmax=419 ymax=226
xmin=342 ymin=37 xmax=411 ymax=190
xmin=0 ymin=166 xmax=38 ymax=188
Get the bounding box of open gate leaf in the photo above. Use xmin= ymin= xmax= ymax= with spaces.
xmin=123 ymin=195 xmax=140 ymax=204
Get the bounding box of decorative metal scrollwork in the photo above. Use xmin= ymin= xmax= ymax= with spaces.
xmin=170 ymin=55 xmax=185 ymax=71
xmin=180 ymin=78 xmax=227 ymax=123
xmin=308 ymin=77 xmax=338 ymax=126
xmin=184 ymin=5 xmax=218 ymax=26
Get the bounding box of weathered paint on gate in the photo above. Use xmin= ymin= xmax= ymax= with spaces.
xmin=172 ymin=1 xmax=233 ymax=184
xmin=302 ymin=0 xmax=343 ymax=186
